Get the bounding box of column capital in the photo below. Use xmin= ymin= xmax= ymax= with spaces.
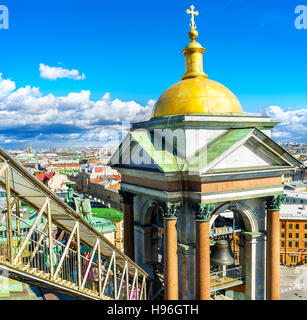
xmin=266 ymin=194 xmax=286 ymax=211
xmin=158 ymin=201 xmax=181 ymax=220
xmin=192 ymin=203 xmax=216 ymax=222
xmin=119 ymin=190 xmax=135 ymax=204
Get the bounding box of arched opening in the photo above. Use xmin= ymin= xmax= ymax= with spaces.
xmin=209 ymin=202 xmax=259 ymax=298
xmin=139 ymin=203 xmax=164 ymax=299
xmin=210 ymin=209 xmax=245 ymax=267
xmin=135 ymin=201 xmax=164 ymax=272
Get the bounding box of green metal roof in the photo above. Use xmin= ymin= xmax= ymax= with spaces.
xmin=91 ymin=208 xmax=123 ymax=221
xmin=184 ymin=129 xmax=253 ymax=172
xmin=131 ymin=130 xmax=183 ymax=172
xmin=91 ymin=216 xmax=116 ymax=233
xmin=130 ymin=129 xmax=255 ymax=173
xmin=206 ymin=129 xmax=253 ymax=164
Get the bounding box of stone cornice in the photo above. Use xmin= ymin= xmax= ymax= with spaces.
xmin=120 ymin=182 xmax=284 ymax=203
xmin=132 ymin=114 xmax=276 ymax=130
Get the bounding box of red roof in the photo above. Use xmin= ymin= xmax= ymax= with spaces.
xmin=36 ymin=172 xmax=55 ymax=182
xmin=90 ymin=178 xmax=104 ymax=184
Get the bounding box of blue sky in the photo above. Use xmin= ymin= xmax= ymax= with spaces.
xmin=0 ymin=0 xmax=307 ymax=149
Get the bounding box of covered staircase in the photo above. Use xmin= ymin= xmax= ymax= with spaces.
xmin=0 ymin=148 xmax=152 ymax=300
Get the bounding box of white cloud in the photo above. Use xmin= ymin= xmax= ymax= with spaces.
xmin=266 ymin=105 xmax=307 ymax=141
xmin=39 ymin=63 xmax=86 ymax=80
xmin=0 ymin=73 xmax=16 ymax=99
xmin=0 ymin=73 xmax=155 ymax=147
xmin=271 ymin=130 xmax=291 ymax=139
xmin=2 ymin=71 xmax=306 ymax=147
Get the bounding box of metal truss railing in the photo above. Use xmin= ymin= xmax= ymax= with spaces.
xmin=0 ymin=155 xmax=151 ymax=300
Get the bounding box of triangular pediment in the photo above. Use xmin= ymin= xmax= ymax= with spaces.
xmin=192 ymin=128 xmax=301 ymax=174
xmin=211 ymin=143 xmax=274 ymax=169
xmin=109 ymin=128 xmax=301 ymax=176
xmin=207 ymin=138 xmax=290 ymax=171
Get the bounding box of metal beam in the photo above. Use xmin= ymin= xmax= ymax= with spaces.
xmin=15 ymin=199 xmax=21 ymax=251
xmin=6 ymin=168 xmax=13 ymax=264
xmin=25 ymin=222 xmax=48 ymax=268
xmin=47 ymin=200 xmax=54 ymax=279
xmin=76 ymin=222 xmax=82 ymax=289
xmin=81 ymin=239 xmax=99 ymax=290
xmin=13 ymin=198 xmax=49 ymax=265
xmin=116 ymin=260 xmax=128 ymax=300
xmin=98 ymin=241 xmax=102 ymax=298
xmin=129 ymin=268 xmax=137 ymax=300
xmin=54 ymin=221 xmax=79 ymax=279
xmin=136 ymin=269 xmax=139 ymax=300
xmin=9 ymin=196 xmax=18 ymax=212
xmin=140 ymin=275 xmax=146 ymax=300
xmin=0 ymin=162 xmax=8 ymax=178
xmin=102 ymin=251 xmax=115 ymax=295
xmin=126 ymin=261 xmax=129 ymax=299
xmin=113 ymin=253 xmax=117 ymax=299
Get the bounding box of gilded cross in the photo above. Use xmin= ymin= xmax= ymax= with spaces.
xmin=186 ymin=5 xmax=199 ymax=30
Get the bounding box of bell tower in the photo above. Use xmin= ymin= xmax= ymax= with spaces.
xmin=109 ymin=5 xmax=302 ymax=300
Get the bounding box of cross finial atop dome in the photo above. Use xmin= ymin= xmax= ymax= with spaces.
xmin=186 ymin=5 xmax=199 ymax=30
xmin=186 ymin=5 xmax=199 ymax=41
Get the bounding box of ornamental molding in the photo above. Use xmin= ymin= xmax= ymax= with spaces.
xmin=192 ymin=203 xmax=216 ymax=222
xmin=266 ymin=194 xmax=286 ymax=211
xmin=158 ymin=201 xmax=181 ymax=220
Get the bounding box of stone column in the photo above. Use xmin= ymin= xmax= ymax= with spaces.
xmin=120 ymin=191 xmax=135 ymax=261
xmin=159 ymin=201 xmax=181 ymax=300
xmin=193 ymin=203 xmax=215 ymax=300
xmin=242 ymin=232 xmax=262 ymax=300
xmin=266 ymin=195 xmax=285 ymax=300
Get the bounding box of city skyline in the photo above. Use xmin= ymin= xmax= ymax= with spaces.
xmin=0 ymin=0 xmax=307 ymax=149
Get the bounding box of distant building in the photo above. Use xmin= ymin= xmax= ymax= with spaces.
xmin=68 ymin=167 xmax=122 ymax=212
xmin=44 ymin=163 xmax=83 ymax=172
xmin=285 ymin=180 xmax=307 ymax=192
xmin=280 ymin=188 xmax=307 ymax=266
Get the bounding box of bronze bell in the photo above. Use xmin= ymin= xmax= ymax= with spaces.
xmin=211 ymin=240 xmax=234 ymax=266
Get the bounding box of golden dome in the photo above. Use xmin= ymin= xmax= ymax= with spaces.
xmin=151 ymin=77 xmax=243 ymax=118
xmin=151 ymin=5 xmax=243 ymax=119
